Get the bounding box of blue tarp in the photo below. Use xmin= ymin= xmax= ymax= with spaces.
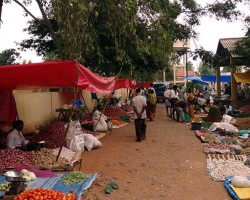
xmin=184 ymin=76 xmax=209 ymax=86
xmin=0 ymin=173 xmax=97 ymax=200
xmin=201 ymin=75 xmax=231 ymax=83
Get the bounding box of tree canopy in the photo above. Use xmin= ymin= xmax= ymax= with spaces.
xmin=3 ymin=0 xmax=250 ymax=79
xmin=0 ymin=49 xmax=20 ymax=65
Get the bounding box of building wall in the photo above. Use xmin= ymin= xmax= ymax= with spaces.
xmin=13 ymin=89 xmax=128 ymax=132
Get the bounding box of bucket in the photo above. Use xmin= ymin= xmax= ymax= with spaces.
xmin=191 ymin=122 xmax=202 ymax=130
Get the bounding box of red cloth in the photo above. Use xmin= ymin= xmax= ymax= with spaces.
xmin=114 ymin=78 xmax=134 ymax=90
xmin=0 ymin=90 xmax=16 ymax=126
xmin=0 ymin=61 xmax=116 ymax=94
xmin=132 ymin=82 xmax=153 ymax=89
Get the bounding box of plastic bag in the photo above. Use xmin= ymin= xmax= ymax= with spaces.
xmin=65 ymin=121 xmax=85 ymax=152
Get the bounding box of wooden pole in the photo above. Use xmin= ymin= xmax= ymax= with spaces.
xmin=93 ymin=67 xmax=123 ymax=131
xmin=230 ymin=57 xmax=237 ymax=107
xmin=57 ymin=61 xmax=80 ymax=161
xmin=216 ymin=64 xmax=221 ymax=97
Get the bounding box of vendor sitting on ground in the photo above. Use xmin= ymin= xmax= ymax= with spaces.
xmin=93 ymin=105 xmax=109 ymax=132
xmin=7 ymin=120 xmax=29 ymax=150
xmin=224 ymin=103 xmax=233 ymax=116
xmin=6 ymin=120 xmax=41 ymax=151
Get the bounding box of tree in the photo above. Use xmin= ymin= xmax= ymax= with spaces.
xmin=3 ymin=0 xmax=250 ymax=79
xmin=0 ymin=49 xmax=21 ymax=65
xmin=198 ymin=64 xmax=216 ymax=75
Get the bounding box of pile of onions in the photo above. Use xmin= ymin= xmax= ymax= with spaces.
xmin=0 ymin=149 xmax=32 ymax=169
xmin=30 ymin=122 xmax=66 ymax=149
xmin=103 ymin=107 xmax=127 ymax=120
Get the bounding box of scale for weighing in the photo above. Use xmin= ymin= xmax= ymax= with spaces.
xmin=3 ymin=171 xmax=27 ymax=196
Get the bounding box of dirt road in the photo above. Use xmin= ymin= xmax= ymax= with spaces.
xmin=82 ymin=104 xmax=231 ymax=200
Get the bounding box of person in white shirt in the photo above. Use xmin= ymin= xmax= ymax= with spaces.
xmin=7 ymin=120 xmax=29 ymax=150
xmin=224 ymin=103 xmax=233 ymax=116
xmin=169 ymin=85 xmax=179 ymax=119
xmin=164 ymin=86 xmax=172 ymax=116
xmin=132 ymin=88 xmax=147 ymax=142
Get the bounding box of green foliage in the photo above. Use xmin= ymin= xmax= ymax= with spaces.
xmin=119 ymin=114 xmax=131 ymax=123
xmin=198 ymin=64 xmax=216 ymax=75
xmin=208 ymin=105 xmax=220 ymax=118
xmin=6 ymin=0 xmax=250 ymax=78
xmin=0 ymin=49 xmax=20 ymax=65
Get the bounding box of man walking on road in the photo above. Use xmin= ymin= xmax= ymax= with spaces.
xmin=132 ymin=88 xmax=147 ymax=142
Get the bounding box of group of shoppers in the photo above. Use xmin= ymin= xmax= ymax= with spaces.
xmin=164 ymin=85 xmax=213 ymax=122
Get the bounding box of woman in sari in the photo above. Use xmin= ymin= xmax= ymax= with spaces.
xmin=147 ymin=89 xmax=157 ymax=121
xmin=187 ymin=88 xmax=195 ymax=119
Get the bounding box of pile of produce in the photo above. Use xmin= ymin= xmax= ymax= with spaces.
xmin=61 ymin=171 xmax=89 ymax=185
xmin=206 ymin=154 xmax=245 ymax=161
xmin=30 ymin=122 xmax=66 ymax=149
xmin=103 ymin=107 xmax=127 ymax=120
xmin=0 ymin=183 xmax=10 ymax=192
xmin=207 ymin=160 xmax=250 ymax=181
xmin=241 ymin=147 xmax=250 ymax=156
xmin=119 ymin=114 xmax=131 ymax=123
xmin=20 ymin=169 xmax=36 ymax=182
xmin=0 ymin=149 xmax=32 ymax=169
xmin=201 ymin=133 xmax=219 ymax=142
xmin=111 ymin=120 xmax=126 ymax=127
xmin=14 ymin=188 xmax=76 ymax=200
xmin=52 ymin=147 xmax=75 ymax=162
xmin=238 ymin=105 xmax=250 ymax=113
xmin=31 ymin=148 xmax=69 ymax=168
xmin=203 ymin=141 xmax=233 ymax=154
xmin=120 ymin=105 xmax=133 ymax=112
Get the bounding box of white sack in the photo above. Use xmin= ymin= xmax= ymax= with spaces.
xmin=221 ymin=114 xmax=233 ymax=123
xmin=93 ymin=115 xmax=108 ymax=132
xmin=208 ymin=122 xmax=239 ymax=133
xmin=231 ymin=176 xmax=250 ymax=188
xmin=65 ymin=121 xmax=85 ymax=152
xmin=82 ymin=133 xmax=102 ymax=151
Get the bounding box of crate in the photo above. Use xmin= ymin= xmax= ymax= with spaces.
xmin=191 ymin=122 xmax=202 ymax=130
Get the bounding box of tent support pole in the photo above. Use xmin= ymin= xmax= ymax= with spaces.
xmin=93 ymin=67 xmax=123 ymax=131
xmin=80 ymin=90 xmax=89 ymax=115
xmin=57 ymin=61 xmax=80 ymax=162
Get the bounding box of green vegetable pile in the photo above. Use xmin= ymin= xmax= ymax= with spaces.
xmin=119 ymin=114 xmax=131 ymax=123
xmin=61 ymin=171 xmax=89 ymax=185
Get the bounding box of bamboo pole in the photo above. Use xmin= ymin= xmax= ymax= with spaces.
xmin=57 ymin=60 xmax=80 ymax=161
xmin=93 ymin=67 xmax=123 ymax=131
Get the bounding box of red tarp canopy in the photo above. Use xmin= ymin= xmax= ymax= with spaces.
xmin=0 ymin=61 xmax=117 ymax=125
xmin=132 ymin=82 xmax=153 ymax=89
xmin=0 ymin=61 xmax=116 ymax=94
xmin=114 ymin=78 xmax=135 ymax=90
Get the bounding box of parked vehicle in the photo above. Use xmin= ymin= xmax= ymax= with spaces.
xmin=153 ymin=82 xmax=169 ymax=103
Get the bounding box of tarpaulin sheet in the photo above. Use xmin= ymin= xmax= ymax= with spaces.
xmin=0 ymin=61 xmax=116 ymax=94
xmin=114 ymin=78 xmax=134 ymax=90
xmin=0 ymin=90 xmax=16 ymax=126
xmin=132 ymin=82 xmax=153 ymax=89
xmin=201 ymin=75 xmax=231 ymax=83
xmin=233 ymin=73 xmax=250 ymax=83
xmin=184 ymin=76 xmax=209 ymax=86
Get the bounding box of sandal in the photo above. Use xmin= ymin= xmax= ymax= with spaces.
xmin=105 ymin=184 xmax=113 ymax=194
xmin=109 ymin=182 xmax=119 ymax=189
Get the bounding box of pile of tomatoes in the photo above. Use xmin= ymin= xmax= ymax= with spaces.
xmin=14 ymin=188 xmax=77 ymax=200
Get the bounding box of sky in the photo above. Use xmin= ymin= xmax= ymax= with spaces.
xmin=0 ymin=1 xmax=248 ymax=67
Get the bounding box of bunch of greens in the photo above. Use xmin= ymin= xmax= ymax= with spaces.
xmin=120 ymin=115 xmax=131 ymax=123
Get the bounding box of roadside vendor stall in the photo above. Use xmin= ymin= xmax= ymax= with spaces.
xmin=0 ymin=61 xmax=117 ymax=199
